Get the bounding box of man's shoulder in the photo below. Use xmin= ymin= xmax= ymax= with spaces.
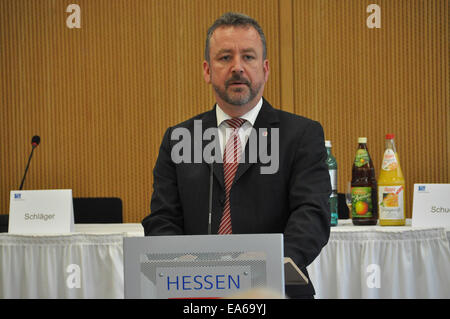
xmin=269 ymin=105 xmax=322 ymax=131
xmin=278 ymin=108 xmax=316 ymax=123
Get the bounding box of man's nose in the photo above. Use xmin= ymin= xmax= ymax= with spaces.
xmin=230 ymin=56 xmax=244 ymax=74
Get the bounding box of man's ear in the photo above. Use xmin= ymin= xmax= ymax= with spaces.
xmin=263 ymin=59 xmax=270 ymax=83
xmin=203 ymin=60 xmax=211 ymax=84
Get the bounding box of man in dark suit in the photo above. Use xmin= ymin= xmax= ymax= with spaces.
xmin=142 ymin=12 xmax=331 ymax=298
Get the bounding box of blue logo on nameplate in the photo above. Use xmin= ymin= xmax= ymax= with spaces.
xmin=418 ymin=185 xmax=426 ymax=192
xmin=14 ymin=193 xmax=21 ymax=199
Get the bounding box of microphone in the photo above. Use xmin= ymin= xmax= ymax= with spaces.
xmin=208 ymin=160 xmax=213 ymax=235
xmin=19 ymin=135 xmax=40 ymax=190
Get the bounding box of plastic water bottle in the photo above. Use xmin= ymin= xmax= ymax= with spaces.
xmin=325 ymin=140 xmax=338 ymax=226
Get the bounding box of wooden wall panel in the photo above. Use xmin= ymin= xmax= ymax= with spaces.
xmin=292 ymin=0 xmax=449 ymax=218
xmin=0 ymin=0 xmax=281 ymax=222
xmin=1 ymin=0 xmax=447 ymax=222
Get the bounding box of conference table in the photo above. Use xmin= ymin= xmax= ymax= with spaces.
xmin=0 ymin=220 xmax=449 ymax=298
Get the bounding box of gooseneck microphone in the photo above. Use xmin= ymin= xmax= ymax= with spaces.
xmin=208 ymin=160 xmax=213 ymax=235
xmin=19 ymin=135 xmax=40 ymax=190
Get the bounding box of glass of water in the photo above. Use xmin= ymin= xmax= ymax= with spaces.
xmin=345 ymin=181 xmax=352 ymax=219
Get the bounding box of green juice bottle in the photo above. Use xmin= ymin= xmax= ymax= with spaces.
xmin=351 ymin=137 xmax=378 ymax=225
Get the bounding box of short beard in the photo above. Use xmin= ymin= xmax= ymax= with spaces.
xmin=212 ymin=73 xmax=262 ymax=106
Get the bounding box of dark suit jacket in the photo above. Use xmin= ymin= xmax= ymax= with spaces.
xmin=142 ymin=98 xmax=331 ymax=297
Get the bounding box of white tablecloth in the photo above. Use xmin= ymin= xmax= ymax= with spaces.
xmin=1 ymin=222 xmax=449 ymax=298
xmin=307 ymin=219 xmax=450 ymax=298
xmin=0 ymin=223 xmax=144 ymax=298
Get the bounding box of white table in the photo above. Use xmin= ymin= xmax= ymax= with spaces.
xmin=73 ymin=223 xmax=144 ymax=237
xmin=307 ymin=219 xmax=450 ymax=298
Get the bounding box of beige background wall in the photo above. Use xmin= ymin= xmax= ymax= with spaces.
xmin=1 ymin=0 xmax=448 ymax=222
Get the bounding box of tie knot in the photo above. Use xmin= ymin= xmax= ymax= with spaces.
xmin=225 ymin=118 xmax=246 ymax=129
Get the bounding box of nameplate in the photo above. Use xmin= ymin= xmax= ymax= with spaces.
xmin=155 ymin=265 xmax=251 ymax=299
xmin=9 ymin=189 xmax=74 ymax=234
xmin=412 ymin=184 xmax=450 ymax=228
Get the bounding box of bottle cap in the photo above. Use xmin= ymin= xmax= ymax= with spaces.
xmin=325 ymin=140 xmax=331 ymax=147
xmin=358 ymin=137 xmax=367 ymax=143
xmin=385 ymin=133 xmax=395 ymax=139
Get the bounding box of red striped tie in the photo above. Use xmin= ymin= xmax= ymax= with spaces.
xmin=218 ymin=118 xmax=246 ymax=234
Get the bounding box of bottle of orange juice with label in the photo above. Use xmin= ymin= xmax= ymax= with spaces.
xmin=378 ymin=134 xmax=406 ymax=226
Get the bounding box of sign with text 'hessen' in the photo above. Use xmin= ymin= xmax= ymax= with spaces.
xmin=155 ymin=266 xmax=251 ymax=299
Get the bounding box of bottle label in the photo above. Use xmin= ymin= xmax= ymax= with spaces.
xmin=382 ymin=149 xmax=398 ymax=171
xmin=351 ymin=187 xmax=373 ymax=218
xmin=354 ymin=149 xmax=370 ymax=167
xmin=328 ymin=169 xmax=337 ymax=191
xmin=379 ymin=185 xmax=404 ymax=220
xmin=329 ymin=193 xmax=338 ymax=226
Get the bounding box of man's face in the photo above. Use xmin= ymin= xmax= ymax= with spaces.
xmin=203 ymin=26 xmax=269 ymax=109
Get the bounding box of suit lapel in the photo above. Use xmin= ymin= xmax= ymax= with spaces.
xmin=234 ymin=98 xmax=280 ymax=183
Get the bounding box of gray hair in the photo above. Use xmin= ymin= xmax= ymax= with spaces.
xmin=204 ymin=12 xmax=267 ymax=63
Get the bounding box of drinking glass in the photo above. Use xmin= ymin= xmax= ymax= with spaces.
xmin=345 ymin=181 xmax=352 ymax=219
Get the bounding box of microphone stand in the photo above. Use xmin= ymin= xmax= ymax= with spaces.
xmin=208 ymin=160 xmax=213 ymax=235
xmin=19 ymin=145 xmax=36 ymax=190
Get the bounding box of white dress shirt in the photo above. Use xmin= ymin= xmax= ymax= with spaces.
xmin=215 ymin=98 xmax=263 ymax=158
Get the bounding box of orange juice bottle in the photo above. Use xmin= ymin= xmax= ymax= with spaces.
xmin=378 ymin=134 xmax=406 ymax=226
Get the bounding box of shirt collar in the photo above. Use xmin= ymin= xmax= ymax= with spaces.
xmin=215 ymin=98 xmax=263 ymax=128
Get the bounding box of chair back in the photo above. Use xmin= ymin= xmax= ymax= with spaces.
xmin=73 ymin=197 xmax=123 ymax=223
xmin=0 ymin=214 xmax=9 ymax=233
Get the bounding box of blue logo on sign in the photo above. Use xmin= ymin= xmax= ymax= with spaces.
xmin=418 ymin=185 xmax=426 ymax=191
xmin=14 ymin=193 xmax=21 ymax=199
